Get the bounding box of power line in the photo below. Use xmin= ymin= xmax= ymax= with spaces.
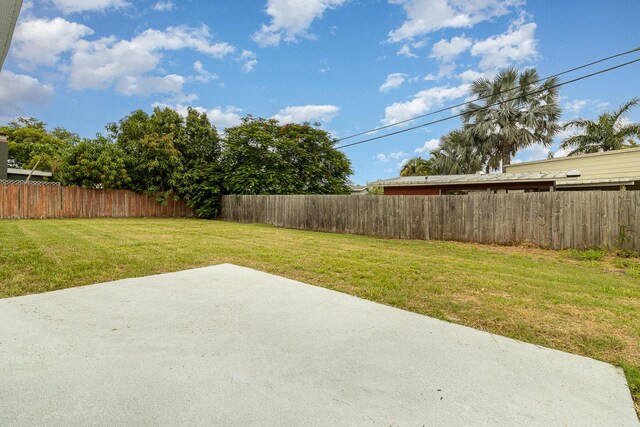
xmin=336 ymin=56 xmax=640 ymax=150
xmin=337 ymin=46 xmax=640 ymax=143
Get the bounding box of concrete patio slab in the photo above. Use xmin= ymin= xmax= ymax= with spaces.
xmin=0 ymin=264 xmax=637 ymax=426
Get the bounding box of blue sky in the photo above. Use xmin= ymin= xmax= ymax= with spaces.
xmin=2 ymin=0 xmax=639 ymax=184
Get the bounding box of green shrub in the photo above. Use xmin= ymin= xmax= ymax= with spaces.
xmin=566 ymin=249 xmax=606 ymax=262
xmin=627 ymin=265 xmax=640 ymax=279
xmin=615 ymin=249 xmax=640 ymax=259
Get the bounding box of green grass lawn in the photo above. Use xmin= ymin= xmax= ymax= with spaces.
xmin=1 ymin=218 xmax=639 ymax=412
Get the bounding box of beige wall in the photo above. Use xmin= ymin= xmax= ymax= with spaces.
xmin=505 ymin=148 xmax=640 ymax=180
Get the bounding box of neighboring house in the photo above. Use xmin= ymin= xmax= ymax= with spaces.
xmin=7 ymin=168 xmax=53 ymax=182
xmin=372 ymin=148 xmax=640 ymax=196
xmin=505 ymin=147 xmax=640 ymax=190
xmin=0 ymin=0 xmax=22 ymax=69
xmin=350 ymin=185 xmax=369 ymax=195
xmin=0 ymin=132 xmax=55 ymax=184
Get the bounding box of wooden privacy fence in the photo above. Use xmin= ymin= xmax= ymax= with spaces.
xmin=220 ymin=192 xmax=640 ymax=251
xmin=0 ymin=185 xmax=192 ymax=219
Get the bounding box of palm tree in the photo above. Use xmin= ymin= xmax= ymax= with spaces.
xmin=429 ymin=130 xmax=489 ymax=175
xmin=560 ymin=98 xmax=640 ymax=155
xmin=462 ymin=67 xmax=561 ymax=171
xmin=400 ymin=157 xmax=433 ymax=176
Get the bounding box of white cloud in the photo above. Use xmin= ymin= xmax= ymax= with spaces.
xmin=165 ymin=92 xmax=199 ymax=104
xmin=458 ymin=69 xmax=487 ymax=82
xmin=52 ymin=0 xmax=129 ymax=14
xmin=380 ymin=73 xmax=409 ymax=93
xmin=375 ymin=151 xmax=407 ymax=163
xmin=513 ymin=143 xmax=549 ymax=163
xmin=239 ymin=50 xmax=258 ymax=72
xmin=0 ymin=71 xmax=54 ymax=121
xmin=564 ymin=99 xmax=589 ymax=114
xmin=437 ymin=62 xmax=457 ymax=78
xmin=273 ymin=105 xmax=340 ymax=123
xmin=68 ymin=25 xmax=235 ymax=94
xmin=397 ymin=44 xmax=418 ymax=58
xmin=431 ymin=36 xmax=471 ymax=62
xmin=415 ymin=138 xmax=440 ymax=153
xmin=252 ymin=0 xmax=347 ymax=47
xmin=375 ymin=153 xmax=390 ymax=163
xmin=126 ymin=26 xmax=235 ymax=58
xmin=388 ymin=0 xmax=522 ymax=43
xmin=470 ymin=19 xmax=538 ymax=70
xmin=115 ymin=74 xmax=184 ymax=96
xmin=552 ymin=146 xmax=571 ymax=158
xmin=193 ymin=61 xmax=218 ymax=83
xmin=382 ymin=83 xmax=469 ymax=125
xmin=205 ymin=106 xmax=244 ymax=129
xmin=12 ymin=17 xmax=94 ymax=68
xmin=153 ymin=0 xmax=175 ymax=11
xmin=563 ymin=98 xmax=609 ymax=114
xmin=12 ymin=19 xmax=242 ymax=94
xmin=21 ymin=0 xmax=34 ymax=12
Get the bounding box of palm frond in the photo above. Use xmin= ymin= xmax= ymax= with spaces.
xmin=611 ymin=97 xmax=639 ymax=123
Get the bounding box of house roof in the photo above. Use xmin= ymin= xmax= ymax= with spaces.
xmin=555 ymin=178 xmax=638 ymax=187
xmin=370 ymin=171 xmax=580 ymax=187
xmin=0 ymin=0 xmax=22 ymax=69
xmin=8 ymin=168 xmax=53 ymax=178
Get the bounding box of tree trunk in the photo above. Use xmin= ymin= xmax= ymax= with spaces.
xmin=501 ymin=142 xmax=511 ymax=173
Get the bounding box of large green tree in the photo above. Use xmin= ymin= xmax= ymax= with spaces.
xmin=560 ymin=98 xmax=640 ymax=155
xmin=56 ymin=136 xmax=129 ymax=189
xmin=174 ymin=108 xmax=221 ymax=199
xmin=462 ymin=67 xmax=561 ymax=171
xmin=1 ymin=118 xmax=78 ymax=173
xmin=190 ymin=118 xmax=352 ymax=217
xmin=221 ymin=117 xmax=352 ymax=195
xmin=106 ymin=107 xmax=222 ymax=197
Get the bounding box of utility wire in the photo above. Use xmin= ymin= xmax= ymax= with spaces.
xmin=337 ymin=46 xmax=640 ymax=143
xmin=336 ymin=56 xmax=640 ymax=150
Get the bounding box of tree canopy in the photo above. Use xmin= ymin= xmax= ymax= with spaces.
xmin=2 ymin=110 xmax=352 ymax=218
xmin=56 ymin=136 xmax=129 ymax=189
xmin=400 ymin=157 xmax=433 ymax=177
xmin=560 ymin=98 xmax=640 ymax=155
xmin=429 ymin=130 xmax=488 ymax=175
xmin=462 ymin=67 xmax=561 ymax=171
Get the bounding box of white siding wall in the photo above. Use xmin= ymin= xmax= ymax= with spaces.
xmin=506 ymin=148 xmax=640 ymax=180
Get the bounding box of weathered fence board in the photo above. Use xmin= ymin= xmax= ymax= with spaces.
xmin=220 ymin=192 xmax=640 ymax=251
xmin=0 ymin=185 xmax=192 ymax=219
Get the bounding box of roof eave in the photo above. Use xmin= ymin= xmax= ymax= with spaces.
xmin=373 ymin=178 xmax=558 ymax=187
